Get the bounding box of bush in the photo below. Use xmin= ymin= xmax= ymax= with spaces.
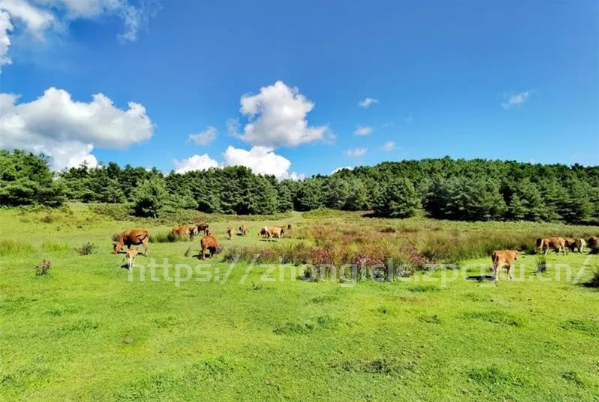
xmin=75 ymin=242 xmax=96 ymax=256
xmin=35 ymin=260 xmax=52 ymax=276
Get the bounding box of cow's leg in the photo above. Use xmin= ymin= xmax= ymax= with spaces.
xmin=143 ymin=239 xmax=149 ymax=256
xmin=508 ymin=265 xmax=513 ymax=280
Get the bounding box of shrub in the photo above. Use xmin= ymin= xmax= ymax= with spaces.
xmin=35 ymin=259 xmax=52 ymax=276
xmin=41 ymin=214 xmax=56 ymax=224
xmin=149 ymin=231 xmax=187 ymax=243
xmin=536 ymin=255 xmax=547 ymax=273
xmin=75 ymin=242 xmax=96 ymax=256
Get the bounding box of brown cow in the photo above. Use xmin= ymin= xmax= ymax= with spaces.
xmin=491 ymin=250 xmax=519 ymax=282
xmin=113 ymin=229 xmax=149 ymax=255
xmin=564 ymin=237 xmax=576 ymax=254
xmin=227 ymin=228 xmax=233 ymax=240
xmin=259 ymin=227 xmax=268 ymax=238
xmin=123 ymin=248 xmax=139 ymax=270
xmin=200 ymin=235 xmax=220 ymax=260
xmin=172 ymin=226 xmax=190 ymax=237
xmin=197 ymin=223 xmax=209 ymax=235
xmin=239 ymin=225 xmax=248 ymax=236
xmin=264 ymin=226 xmax=284 ymax=240
xmin=588 ymin=236 xmax=599 ymax=248
xmin=536 ymin=237 xmax=565 ymax=255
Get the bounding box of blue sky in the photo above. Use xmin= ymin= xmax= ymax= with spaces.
xmin=1 ymin=0 xmax=597 ymax=177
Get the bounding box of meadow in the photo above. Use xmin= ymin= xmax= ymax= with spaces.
xmin=1 ymin=204 xmax=598 ymax=401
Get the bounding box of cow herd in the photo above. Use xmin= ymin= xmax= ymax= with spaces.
xmin=112 ymin=222 xmax=293 ymax=266
xmin=491 ymin=235 xmax=599 ymax=283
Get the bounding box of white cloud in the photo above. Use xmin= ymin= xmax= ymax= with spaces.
xmin=0 ymin=87 xmax=153 ymax=170
xmin=502 ymin=91 xmax=532 ymax=109
xmin=224 ymin=145 xmax=301 ymax=179
xmin=173 ymin=154 xmax=219 ymax=173
xmin=381 ymin=141 xmax=395 ymax=151
xmin=188 ymin=126 xmax=217 ymax=146
xmin=354 ymin=125 xmax=372 ymax=136
xmin=0 ymin=11 xmax=12 ymax=68
xmin=0 ymin=0 xmax=158 ymax=70
xmin=345 ymin=147 xmax=368 ymax=157
xmin=331 ymin=166 xmax=353 ymax=174
xmin=358 ymin=97 xmax=378 ymax=108
xmin=235 ymin=80 xmax=329 ymax=148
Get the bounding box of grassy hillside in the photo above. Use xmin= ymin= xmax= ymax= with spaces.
xmin=1 ymin=204 xmax=598 ymax=401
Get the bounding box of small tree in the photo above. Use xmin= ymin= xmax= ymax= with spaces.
xmin=373 ymin=178 xmax=420 ymax=218
xmin=132 ymin=177 xmax=168 ymax=218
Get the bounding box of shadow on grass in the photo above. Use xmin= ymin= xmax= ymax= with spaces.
xmin=465 ymin=275 xmax=495 ymax=282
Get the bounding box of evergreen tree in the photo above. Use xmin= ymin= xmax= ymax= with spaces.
xmin=132 ymin=177 xmax=168 ymax=217
xmin=373 ymin=178 xmax=420 ymax=218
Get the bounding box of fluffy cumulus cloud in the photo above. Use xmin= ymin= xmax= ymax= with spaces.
xmin=354 ymin=125 xmax=372 ymax=136
xmin=235 ymin=81 xmax=329 ymax=148
xmin=381 ymin=141 xmax=395 ymax=151
xmin=188 ymin=126 xmax=217 ymax=146
xmin=224 ymin=145 xmax=306 ymax=180
xmin=0 ymin=0 xmax=159 ymax=70
xmin=0 ymin=87 xmax=154 ymax=170
xmin=345 ymin=147 xmax=368 ymax=157
xmin=359 ymin=97 xmax=378 ymax=108
xmin=502 ymin=91 xmax=532 ymax=109
xmin=173 ymin=154 xmax=219 ymax=173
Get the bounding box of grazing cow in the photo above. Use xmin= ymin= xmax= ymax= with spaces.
xmin=536 ymin=237 xmax=566 ymax=255
xmin=259 ymin=227 xmax=268 ymax=238
xmin=123 ymin=248 xmax=139 ymax=270
xmin=113 ymin=229 xmax=149 ymax=255
xmin=575 ymin=238 xmax=587 ymax=253
xmin=200 ymin=235 xmax=220 ymax=260
xmin=227 ymin=228 xmax=233 ymax=240
xmin=187 ymin=225 xmax=199 ymax=237
xmin=172 ymin=225 xmax=197 ymax=240
xmin=588 ymin=236 xmax=599 ymax=249
xmin=564 ymin=237 xmax=576 ymax=254
xmin=265 ymin=226 xmax=284 ymax=240
xmin=491 ymin=250 xmax=519 ymax=282
xmin=197 ymin=223 xmax=209 ymax=235
xmin=239 ymin=225 xmax=248 ymax=236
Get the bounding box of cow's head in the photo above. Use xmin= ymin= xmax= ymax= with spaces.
xmin=113 ymin=242 xmax=123 ymax=254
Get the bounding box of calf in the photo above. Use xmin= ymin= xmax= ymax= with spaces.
xmin=239 ymin=225 xmax=248 ymax=236
xmin=588 ymin=236 xmax=599 ymax=249
xmin=492 ymin=250 xmax=519 ymax=283
xmin=123 ymin=248 xmax=139 ymax=270
xmin=227 ymin=228 xmax=233 ymax=240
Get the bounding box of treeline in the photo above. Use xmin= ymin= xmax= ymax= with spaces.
xmin=1 ymin=150 xmax=598 ymax=224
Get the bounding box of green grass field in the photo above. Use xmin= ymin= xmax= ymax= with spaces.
xmin=1 ymin=204 xmax=598 ymax=401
